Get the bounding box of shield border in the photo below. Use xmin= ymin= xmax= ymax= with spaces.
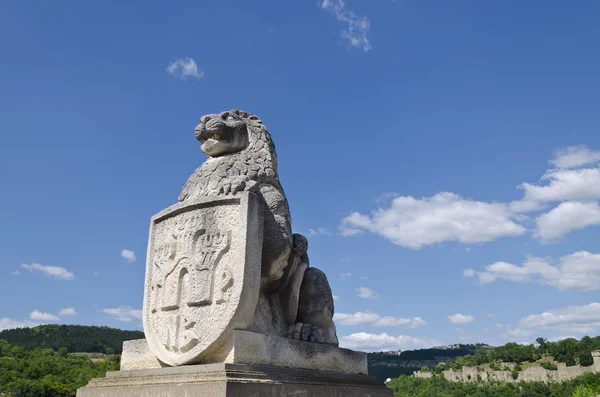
xmin=142 ymin=191 xmax=263 ymax=366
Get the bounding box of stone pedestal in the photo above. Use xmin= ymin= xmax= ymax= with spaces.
xmin=76 ymin=363 xmax=393 ymax=397
xmin=121 ymin=330 xmax=367 ymax=375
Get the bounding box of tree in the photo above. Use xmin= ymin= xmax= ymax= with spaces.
xmin=536 ymin=337 xmax=548 ymax=353
xmin=572 ymin=385 xmax=595 ymax=397
xmin=511 ymin=369 xmax=519 ymax=380
xmin=579 ymin=352 xmax=594 ymax=367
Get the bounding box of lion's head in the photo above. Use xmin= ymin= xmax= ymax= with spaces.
xmin=179 ymin=110 xmax=280 ymax=200
xmin=195 ymin=111 xmax=250 ymax=157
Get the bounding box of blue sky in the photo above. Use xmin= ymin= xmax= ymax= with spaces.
xmin=2 ymin=0 xmax=600 ymax=352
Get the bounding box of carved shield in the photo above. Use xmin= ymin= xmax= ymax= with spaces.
xmin=143 ymin=192 xmax=263 ymax=366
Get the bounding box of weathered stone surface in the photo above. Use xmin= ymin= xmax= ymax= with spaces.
xmin=179 ymin=110 xmax=338 ymax=347
xmin=142 ymin=110 xmax=339 ymax=369
xmin=77 ymin=363 xmax=392 ymax=397
xmin=120 ymin=339 xmax=165 ymax=371
xmin=121 ymin=330 xmax=367 ymax=374
xmin=228 ymin=330 xmax=367 ymax=374
xmin=143 ymin=192 xmax=264 ymax=367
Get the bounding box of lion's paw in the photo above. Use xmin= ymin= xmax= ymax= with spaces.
xmin=286 ymin=323 xmax=327 ymax=343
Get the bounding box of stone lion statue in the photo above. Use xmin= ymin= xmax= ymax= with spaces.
xmin=179 ymin=110 xmax=338 ymax=346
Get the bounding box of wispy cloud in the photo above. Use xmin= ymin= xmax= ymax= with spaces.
xmin=319 ymin=0 xmax=371 ymax=52
xmin=464 ymin=250 xmax=600 ymax=292
xmin=166 ymin=58 xmax=204 ymax=80
xmin=102 ymin=306 xmax=142 ymax=323
xmin=517 ymin=302 xmax=600 ymax=334
xmin=29 ymin=310 xmax=60 ymax=322
xmin=10 ymin=270 xmax=19 ymax=275
xmin=356 ymin=287 xmax=380 ymax=299
xmin=334 ymin=311 xmax=427 ymax=328
xmin=21 ymin=263 xmax=74 ymax=280
xmin=333 ymin=295 xmax=340 ymax=300
xmin=0 ymin=318 xmax=40 ymax=331
xmin=447 ymin=313 xmax=475 ymax=324
xmin=308 ymin=227 xmax=333 ymax=236
xmin=59 ymin=308 xmax=77 ymax=316
xmin=340 ymin=272 xmax=352 ymax=280
xmin=121 ymin=249 xmax=137 ymax=263
xmin=339 ymin=332 xmax=439 ymax=351
xmin=550 ymin=145 xmax=600 ymax=169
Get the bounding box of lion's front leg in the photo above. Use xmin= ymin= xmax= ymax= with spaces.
xmin=258 ymin=183 xmax=293 ymax=285
xmin=294 ymin=267 xmax=339 ymax=346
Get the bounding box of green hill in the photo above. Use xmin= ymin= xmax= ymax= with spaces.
xmin=0 ymin=339 xmax=119 ymax=397
xmin=368 ymin=345 xmax=479 ymax=382
xmin=0 ymin=324 xmax=144 ymax=355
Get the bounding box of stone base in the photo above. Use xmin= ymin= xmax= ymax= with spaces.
xmin=121 ymin=330 xmax=367 ymax=375
xmin=76 ymin=363 xmax=392 ymax=397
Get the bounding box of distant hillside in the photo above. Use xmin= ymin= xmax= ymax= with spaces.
xmin=0 ymin=324 xmax=144 ymax=354
xmin=368 ymin=345 xmax=479 ymax=382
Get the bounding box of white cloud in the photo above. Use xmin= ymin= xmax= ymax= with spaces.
xmin=333 ymin=295 xmax=340 ymax=301
xmin=341 ymin=192 xmax=526 ymax=249
xmin=334 ymin=311 xmax=427 ymax=328
xmin=550 ymin=145 xmax=600 ymax=169
xmin=308 ymin=228 xmax=333 ymax=236
xmin=465 ymin=251 xmax=600 ymax=292
xmin=102 ymin=306 xmax=142 ymax=323
xmin=356 ymin=287 xmax=380 ymax=299
xmin=10 ymin=270 xmax=19 ymax=275
xmin=339 ymin=332 xmax=440 ymax=351
xmin=359 ymin=275 xmax=368 ymax=280
xmin=518 ymin=302 xmax=600 ymax=334
xmin=448 ymin=313 xmax=475 ymax=324
xmin=520 ymin=167 xmax=600 ymax=203
xmin=319 ymin=0 xmax=371 ymax=52
xmin=506 ymin=328 xmax=534 ymax=339
xmin=21 ymin=263 xmax=74 ymax=280
xmin=59 ymin=308 xmax=77 ymax=316
xmin=166 ymin=58 xmax=204 ymax=80
xmin=340 ymin=257 xmax=351 ymax=262
xmin=0 ymin=318 xmax=40 ymax=331
xmin=121 ymin=249 xmax=137 ymax=263
xmin=535 ymin=201 xmax=600 ymax=241
xmin=340 ymin=272 xmax=352 ymax=280
xmin=29 ymin=310 xmax=59 ymax=322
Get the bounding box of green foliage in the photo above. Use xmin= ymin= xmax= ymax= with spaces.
xmin=511 ymin=369 xmax=519 ymax=380
xmin=572 ymin=385 xmax=596 ymax=397
xmin=420 ymin=366 xmax=431 ymax=372
xmin=579 ymin=352 xmax=594 ymax=367
xmin=0 ymin=325 xmax=144 ymax=354
xmin=387 ymin=371 xmax=600 ymax=397
xmin=0 ymin=339 xmax=119 ymax=397
xmin=369 ymin=336 xmax=600 ymax=383
xmin=540 ymin=361 xmax=558 ymax=371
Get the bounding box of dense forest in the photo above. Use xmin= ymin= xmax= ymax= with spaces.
xmin=0 ymin=339 xmax=119 ymax=397
xmin=388 ymin=372 xmax=600 ymax=397
xmin=0 ymin=325 xmax=144 ymax=354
